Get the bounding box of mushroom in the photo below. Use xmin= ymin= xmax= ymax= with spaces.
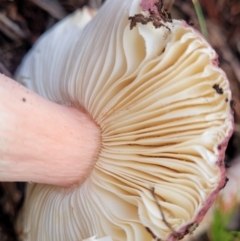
xmin=0 ymin=0 xmax=233 ymax=241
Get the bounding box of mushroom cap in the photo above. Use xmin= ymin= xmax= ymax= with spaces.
xmin=16 ymin=0 xmax=233 ymax=240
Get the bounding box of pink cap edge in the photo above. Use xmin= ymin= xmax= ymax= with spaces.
xmin=140 ymin=1 xmax=234 ymax=240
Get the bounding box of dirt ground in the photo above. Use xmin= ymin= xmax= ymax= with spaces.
xmin=0 ymin=0 xmax=239 ymax=240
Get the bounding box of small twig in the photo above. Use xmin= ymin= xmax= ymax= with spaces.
xmin=151 ymin=186 xmax=181 ymax=240
xmin=0 ymin=13 xmax=26 ymax=40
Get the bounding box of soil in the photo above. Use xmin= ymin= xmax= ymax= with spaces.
xmin=0 ymin=0 xmax=239 ymax=240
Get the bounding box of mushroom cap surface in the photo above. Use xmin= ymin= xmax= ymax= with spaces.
xmin=16 ymin=0 xmax=233 ymax=240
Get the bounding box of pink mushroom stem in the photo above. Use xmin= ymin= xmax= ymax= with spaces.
xmin=0 ymin=74 xmax=101 ymax=187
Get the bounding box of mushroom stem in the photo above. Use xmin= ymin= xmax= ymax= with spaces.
xmin=0 ymin=74 xmax=101 ymax=187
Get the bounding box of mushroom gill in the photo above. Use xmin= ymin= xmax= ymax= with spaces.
xmin=16 ymin=0 xmax=233 ymax=240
